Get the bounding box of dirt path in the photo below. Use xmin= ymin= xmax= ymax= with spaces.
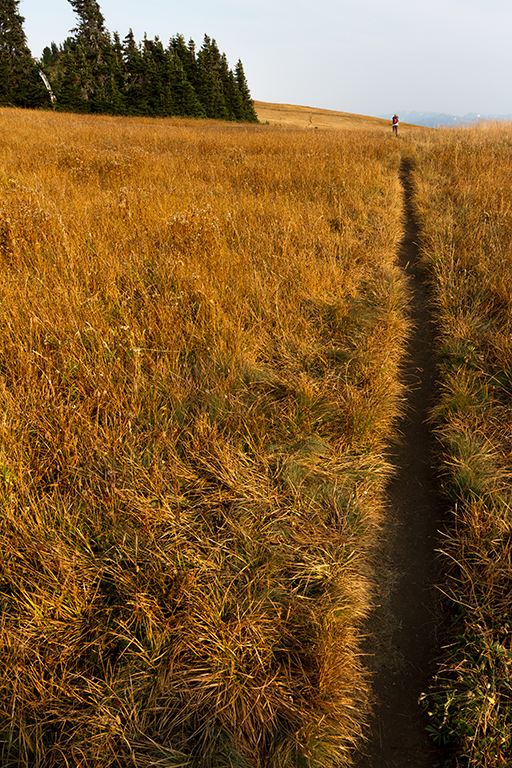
xmin=353 ymin=159 xmax=451 ymax=767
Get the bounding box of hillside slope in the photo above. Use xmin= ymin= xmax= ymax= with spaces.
xmin=254 ymin=101 xmax=420 ymax=131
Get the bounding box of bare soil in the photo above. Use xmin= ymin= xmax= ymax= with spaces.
xmin=353 ymin=158 xmax=452 ymax=767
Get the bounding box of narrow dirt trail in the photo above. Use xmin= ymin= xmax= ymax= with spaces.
xmin=354 ymin=159 xmax=450 ymax=767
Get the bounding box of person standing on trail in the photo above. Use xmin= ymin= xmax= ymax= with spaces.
xmin=392 ymin=114 xmax=399 ymax=135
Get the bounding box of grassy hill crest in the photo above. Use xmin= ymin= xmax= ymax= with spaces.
xmin=254 ymin=100 xmax=419 ymax=131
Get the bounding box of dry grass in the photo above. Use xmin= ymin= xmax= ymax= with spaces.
xmin=254 ymin=101 xmax=418 ymax=132
xmin=412 ymin=123 xmax=512 ymax=766
xmin=0 ymin=108 xmax=408 ymax=767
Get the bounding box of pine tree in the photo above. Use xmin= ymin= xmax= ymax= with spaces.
xmin=0 ymin=0 xmax=45 ymax=107
xmin=41 ymin=43 xmax=60 ymax=70
xmin=235 ymin=60 xmax=258 ymax=123
xmin=224 ymin=68 xmax=245 ymax=121
xmin=141 ymin=36 xmax=173 ymax=116
xmin=37 ymin=3 xmax=257 ymax=122
xmin=68 ymin=0 xmax=106 ymax=51
xmin=123 ymin=28 xmax=137 ymax=61
xmin=61 ymin=0 xmax=114 ymax=112
xmin=122 ymin=29 xmax=145 ymax=115
xmin=196 ymin=36 xmax=228 ymax=120
xmin=217 ymin=51 xmax=235 ymax=119
xmin=56 ymin=42 xmax=89 ymax=112
xmin=128 ymin=33 xmax=154 ymax=115
xmin=168 ymin=53 xmax=204 ymax=118
xmin=107 ymin=32 xmax=126 ymax=114
xmin=170 ymin=35 xmax=199 ymax=91
xmin=123 ymin=29 xmax=154 ymax=115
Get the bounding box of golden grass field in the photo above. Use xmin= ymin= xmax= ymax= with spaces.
xmin=254 ymin=102 xmax=391 ymax=131
xmin=254 ymin=101 xmax=417 ymax=132
xmin=0 ymin=107 xmax=409 ymax=767
xmin=0 ymin=103 xmax=510 ymax=768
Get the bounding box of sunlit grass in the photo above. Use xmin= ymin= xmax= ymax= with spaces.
xmin=0 ymin=108 xmax=407 ymax=767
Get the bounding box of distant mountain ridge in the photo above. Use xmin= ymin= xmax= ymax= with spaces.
xmin=379 ymin=111 xmax=512 ymax=128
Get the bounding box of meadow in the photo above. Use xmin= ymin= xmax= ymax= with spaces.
xmin=0 ymin=108 xmax=408 ymax=767
xmin=2 ymin=105 xmax=512 ymax=768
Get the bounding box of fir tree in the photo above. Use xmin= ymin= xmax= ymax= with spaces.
xmin=217 ymin=51 xmax=235 ymax=119
xmin=196 ymin=36 xmax=228 ymax=120
xmin=168 ymin=53 xmax=204 ymax=118
xmin=56 ymin=42 xmax=89 ymax=112
xmin=141 ymin=36 xmax=173 ymax=116
xmin=0 ymin=0 xmax=45 ymax=107
xmin=68 ymin=0 xmax=106 ymax=51
xmin=41 ymin=43 xmax=60 ymax=69
xmin=37 ymin=1 xmax=257 ymax=122
xmin=235 ymin=60 xmax=258 ymax=122
xmin=61 ymin=0 xmax=113 ymax=112
xmin=224 ymin=68 xmax=246 ymax=121
xmin=122 ymin=29 xmax=145 ymax=115
xmin=170 ymin=35 xmax=199 ymax=91
xmin=107 ymin=32 xmax=126 ymax=114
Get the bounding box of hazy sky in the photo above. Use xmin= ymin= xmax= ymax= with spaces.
xmin=19 ymin=0 xmax=512 ymax=117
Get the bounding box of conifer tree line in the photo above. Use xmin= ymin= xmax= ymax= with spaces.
xmin=0 ymin=0 xmax=258 ymax=122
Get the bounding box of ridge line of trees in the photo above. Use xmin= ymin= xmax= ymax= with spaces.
xmin=0 ymin=0 xmax=258 ymax=122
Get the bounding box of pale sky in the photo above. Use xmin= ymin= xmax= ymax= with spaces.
xmin=19 ymin=0 xmax=512 ymax=117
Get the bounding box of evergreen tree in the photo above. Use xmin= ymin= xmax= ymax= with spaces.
xmin=224 ymin=68 xmax=246 ymax=121
xmin=235 ymin=60 xmax=258 ymax=122
xmin=196 ymin=36 xmax=228 ymax=120
xmin=60 ymin=0 xmax=114 ymax=112
xmin=68 ymin=0 xmax=106 ymax=51
xmin=123 ymin=28 xmax=137 ymax=61
xmin=122 ymin=29 xmax=145 ymax=115
xmin=168 ymin=53 xmax=204 ymax=118
xmin=107 ymin=32 xmax=126 ymax=114
xmin=89 ymin=31 xmax=126 ymax=114
xmin=217 ymin=51 xmax=235 ymax=119
xmin=56 ymin=42 xmax=89 ymax=112
xmin=141 ymin=36 xmax=173 ymax=116
xmin=35 ymin=0 xmax=257 ymax=122
xmin=0 ymin=0 xmax=46 ymax=107
xmin=41 ymin=43 xmax=60 ymax=69
xmin=170 ymin=35 xmax=198 ymax=91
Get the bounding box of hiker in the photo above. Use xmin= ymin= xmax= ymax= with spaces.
xmin=392 ymin=114 xmax=399 ymax=135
